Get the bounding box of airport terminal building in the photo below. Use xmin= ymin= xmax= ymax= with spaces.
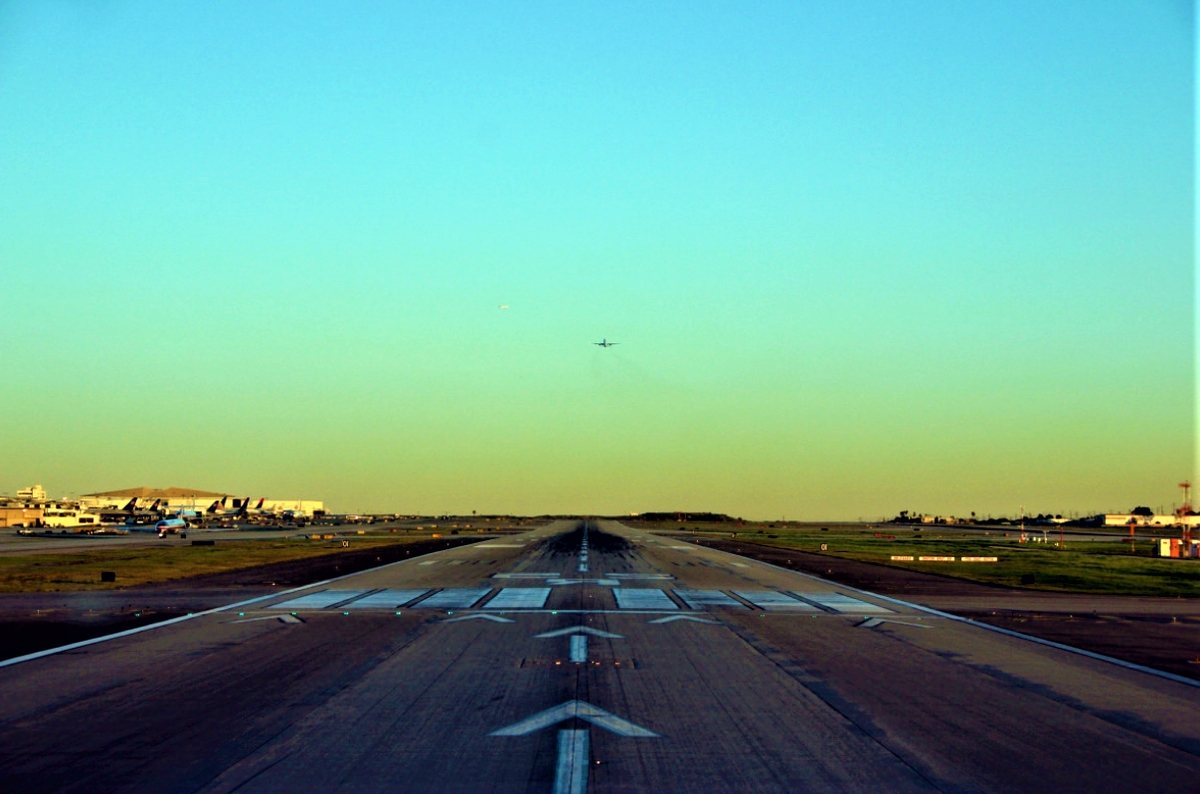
xmin=82 ymin=487 xmax=325 ymax=518
xmin=0 ymin=485 xmax=325 ymax=527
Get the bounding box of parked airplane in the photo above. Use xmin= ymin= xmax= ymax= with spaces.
xmin=593 ymin=339 xmax=619 ymax=347
xmin=208 ymin=496 xmax=262 ymax=519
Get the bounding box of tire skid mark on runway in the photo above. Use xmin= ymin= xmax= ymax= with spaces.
xmin=719 ymin=614 xmax=947 ymax=791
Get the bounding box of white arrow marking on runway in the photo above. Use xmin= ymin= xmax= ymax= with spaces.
xmin=488 ymin=700 xmax=660 ymax=737
xmin=228 ymin=615 xmax=303 ymax=625
xmin=857 ymin=618 xmax=933 ymax=629
xmin=648 ymin=615 xmax=718 ymax=625
xmin=534 ymin=626 xmax=624 ymax=639
xmin=445 ymin=614 xmax=515 ymax=623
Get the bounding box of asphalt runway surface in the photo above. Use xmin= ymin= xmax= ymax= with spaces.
xmin=2 ymin=520 xmax=1199 ymax=793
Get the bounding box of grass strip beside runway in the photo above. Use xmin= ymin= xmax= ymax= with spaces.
xmin=648 ymin=524 xmax=1200 ymax=597
xmin=0 ymin=537 xmax=446 ymax=593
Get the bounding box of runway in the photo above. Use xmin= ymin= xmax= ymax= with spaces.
xmin=1 ymin=520 xmax=1198 ymax=793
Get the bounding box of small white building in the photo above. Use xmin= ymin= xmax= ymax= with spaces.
xmin=1105 ymin=513 xmax=1200 ymax=528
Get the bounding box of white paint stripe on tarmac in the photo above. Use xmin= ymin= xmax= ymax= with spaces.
xmin=486 ymin=587 xmax=552 ymax=609
xmin=794 ymin=592 xmax=894 ymax=614
xmin=675 ymin=590 xmax=744 ymax=609
xmin=570 ymin=635 xmax=588 ymax=663
xmin=342 ymin=589 xmax=431 ymax=609
xmin=734 ymin=591 xmax=819 ymax=611
xmin=614 ymin=589 xmax=678 ymax=610
xmin=417 ymin=588 xmax=493 ymax=609
xmin=268 ymin=590 xmax=371 ymax=610
xmin=554 ymin=730 xmax=589 ymax=794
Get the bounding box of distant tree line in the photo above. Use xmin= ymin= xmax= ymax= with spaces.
xmin=637 ymin=512 xmax=734 ymax=523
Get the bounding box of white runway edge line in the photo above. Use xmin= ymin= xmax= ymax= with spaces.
xmin=691 ymin=540 xmax=1200 ymax=690
xmin=0 ymin=580 xmax=333 ymax=669
xmin=0 ymin=536 xmax=494 ymax=669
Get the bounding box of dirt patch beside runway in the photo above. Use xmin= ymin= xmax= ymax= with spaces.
xmin=693 ymin=537 xmax=1200 ymax=682
xmin=0 ymin=536 xmax=487 ymax=662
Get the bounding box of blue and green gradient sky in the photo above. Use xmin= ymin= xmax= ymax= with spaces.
xmin=1 ymin=1 xmax=1194 ymax=519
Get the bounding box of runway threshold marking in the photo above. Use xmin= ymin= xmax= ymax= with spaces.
xmin=487 ymin=587 xmax=552 ymax=609
xmin=268 ymin=590 xmax=371 ymax=610
xmin=614 ymin=589 xmax=678 ymax=610
xmin=734 ymin=591 xmax=819 ymax=611
xmin=342 ymin=589 xmax=431 ymax=609
xmin=793 ymin=592 xmax=894 ymax=614
xmin=416 ymin=588 xmax=493 ymax=609
xmin=674 ymin=590 xmax=744 ymax=609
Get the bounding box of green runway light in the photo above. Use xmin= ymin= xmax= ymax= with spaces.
xmin=238 ymin=612 xmax=245 ymax=616
xmin=395 ymin=611 xmax=402 ymax=615
xmin=343 ymin=612 xmax=349 ymax=616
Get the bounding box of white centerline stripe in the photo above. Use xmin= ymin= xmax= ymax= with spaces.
xmin=554 ymin=729 xmax=589 ymax=794
xmin=570 ymin=635 xmax=588 ymax=663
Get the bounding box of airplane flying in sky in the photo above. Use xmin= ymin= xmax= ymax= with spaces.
xmin=593 ymin=339 xmax=619 ymax=347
